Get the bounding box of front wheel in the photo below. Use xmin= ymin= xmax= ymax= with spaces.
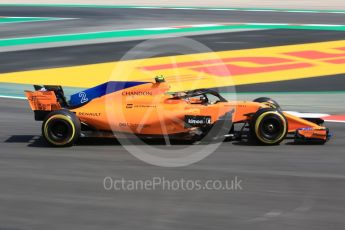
xmin=250 ymin=108 xmax=288 ymax=145
xmin=42 ymin=110 xmax=81 ymax=147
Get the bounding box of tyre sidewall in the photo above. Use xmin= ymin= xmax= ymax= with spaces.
xmin=253 ymin=97 xmax=281 ymax=110
xmin=42 ymin=110 xmax=80 ymax=147
xmin=250 ymin=108 xmax=287 ymax=145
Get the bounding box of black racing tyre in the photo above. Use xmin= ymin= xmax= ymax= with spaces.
xmin=250 ymin=108 xmax=288 ymax=145
xmin=42 ymin=110 xmax=81 ymax=147
xmin=253 ymin=97 xmax=281 ymax=109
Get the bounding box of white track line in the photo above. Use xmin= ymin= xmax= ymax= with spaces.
xmin=142 ymin=27 xmax=179 ymax=31
xmin=132 ymin=7 xmax=345 ymax=14
xmin=284 ymin=111 xmax=330 ymax=118
xmin=0 ymin=17 xmax=77 ymax=24
xmin=2 ymin=22 xmax=344 ymax=42
xmin=0 ymin=95 xmax=26 ymax=100
xmin=324 ymin=120 xmax=345 ymax=123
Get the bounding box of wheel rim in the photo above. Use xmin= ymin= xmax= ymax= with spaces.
xmin=49 ymin=120 xmax=71 ymax=141
xmin=254 ymin=111 xmax=287 ymax=144
xmin=259 ymin=116 xmax=282 ymax=140
xmin=44 ymin=115 xmax=76 ymax=145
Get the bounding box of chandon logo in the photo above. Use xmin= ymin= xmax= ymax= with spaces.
xmin=122 ymin=91 xmax=153 ymax=96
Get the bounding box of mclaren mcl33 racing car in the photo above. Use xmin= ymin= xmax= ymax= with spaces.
xmin=25 ymin=77 xmax=330 ymax=147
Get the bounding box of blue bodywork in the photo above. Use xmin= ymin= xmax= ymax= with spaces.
xmin=69 ymin=81 xmax=148 ymax=107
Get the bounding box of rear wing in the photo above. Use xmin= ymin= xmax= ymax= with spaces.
xmin=25 ymin=90 xmax=61 ymax=111
xmin=25 ymin=85 xmax=66 ymax=121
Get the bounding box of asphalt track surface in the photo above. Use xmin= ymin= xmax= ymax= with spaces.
xmin=1 ymin=5 xmax=345 ymax=230
xmin=1 ymin=6 xmax=345 ymax=39
xmin=2 ymin=29 xmax=345 ymax=74
xmin=1 ymin=99 xmax=345 ymax=230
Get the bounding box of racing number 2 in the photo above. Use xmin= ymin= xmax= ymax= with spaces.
xmin=79 ymin=92 xmax=88 ymax=104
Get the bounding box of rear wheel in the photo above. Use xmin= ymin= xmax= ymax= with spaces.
xmin=42 ymin=110 xmax=80 ymax=147
xmin=250 ymin=108 xmax=288 ymax=145
xmin=253 ymin=97 xmax=281 ymax=109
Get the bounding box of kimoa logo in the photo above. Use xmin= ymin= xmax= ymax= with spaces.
xmin=187 ymin=117 xmax=211 ymax=124
xmin=188 ymin=119 xmax=204 ymax=124
xmin=122 ymin=91 xmax=153 ymax=96
xmin=185 ymin=115 xmax=212 ymax=125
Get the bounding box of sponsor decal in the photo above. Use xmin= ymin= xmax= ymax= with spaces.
xmin=134 ymin=105 xmax=157 ymax=108
xmin=122 ymin=91 xmax=153 ymax=96
xmin=126 ymin=104 xmax=157 ymax=109
xmin=298 ymin=127 xmax=314 ymax=131
xmin=185 ymin=115 xmax=212 ymax=127
xmin=119 ymin=122 xmax=151 ymax=128
xmin=78 ymin=112 xmax=101 ymax=117
xmin=139 ymin=45 xmax=345 ymax=78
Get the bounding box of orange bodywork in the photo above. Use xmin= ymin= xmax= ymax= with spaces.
xmin=68 ymin=83 xmax=266 ymax=135
xmin=25 ymin=90 xmax=61 ymax=111
xmin=283 ymin=112 xmax=323 ymax=133
xmin=25 ymin=80 xmax=329 ymax=141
